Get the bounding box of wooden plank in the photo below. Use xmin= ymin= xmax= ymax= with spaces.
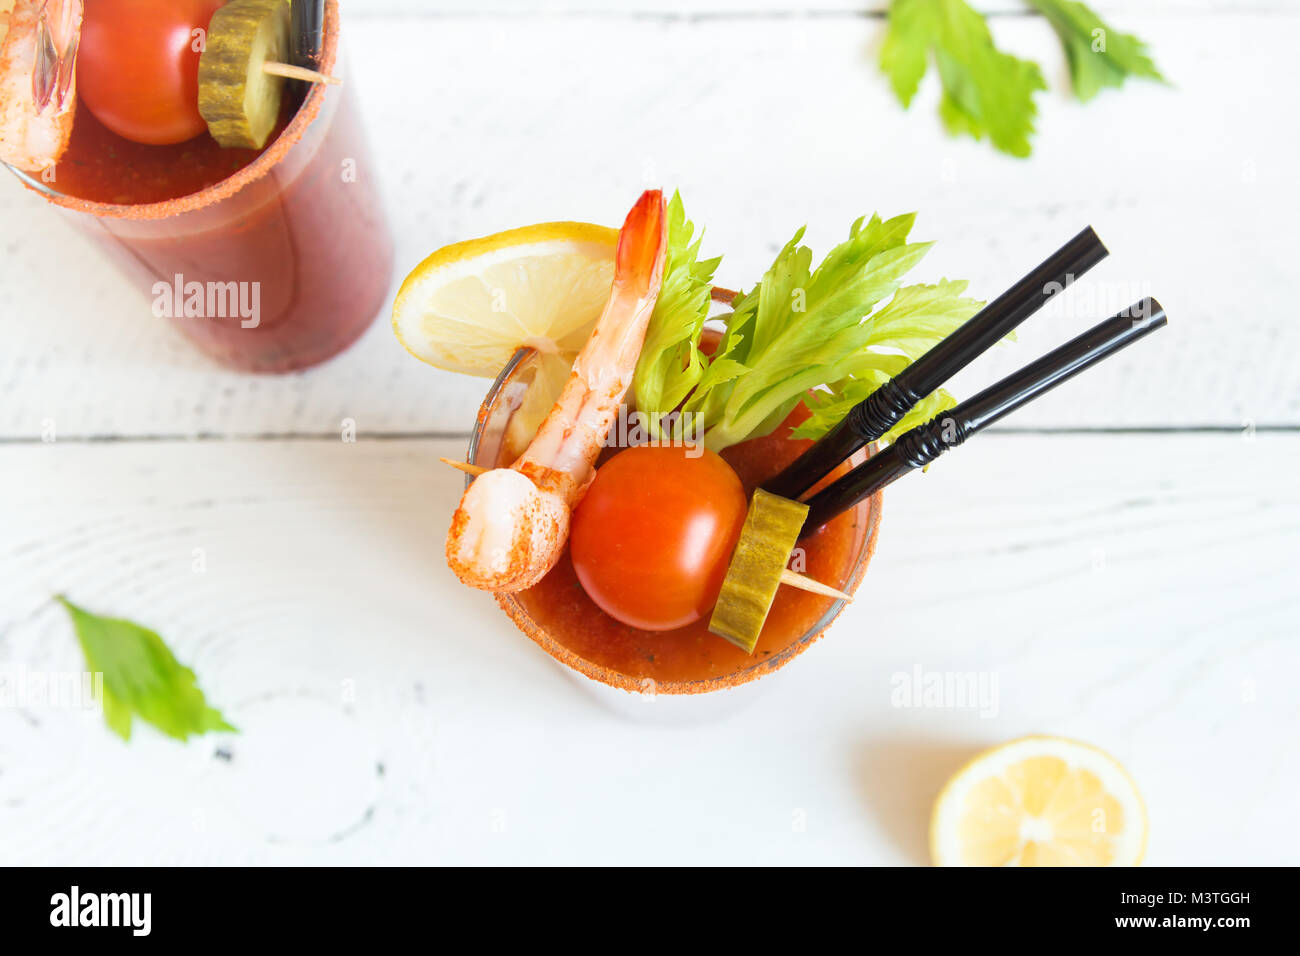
xmin=1 ymin=433 xmax=1295 ymax=863
xmin=2 ymin=10 xmax=1296 ymax=438
xmin=344 ymin=1 xmax=1300 ymax=17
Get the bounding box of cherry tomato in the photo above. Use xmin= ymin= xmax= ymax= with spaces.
xmin=77 ymin=0 xmax=226 ymax=145
xmin=570 ymin=444 xmax=749 ymax=632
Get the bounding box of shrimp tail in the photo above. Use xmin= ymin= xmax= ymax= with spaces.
xmin=0 ymin=0 xmax=82 ymax=172
xmin=611 ymin=187 xmax=666 ymax=310
xmin=514 ymin=189 xmax=666 ymax=501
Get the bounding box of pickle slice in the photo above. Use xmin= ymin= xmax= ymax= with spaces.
xmin=708 ymin=489 xmax=810 ymax=654
xmin=197 ymin=0 xmax=292 ymax=149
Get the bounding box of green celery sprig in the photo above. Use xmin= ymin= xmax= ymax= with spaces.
xmin=791 ymin=279 xmax=984 ymax=443
xmin=631 ymin=191 xmax=721 ymax=437
xmin=633 ymin=199 xmax=984 ymax=452
xmin=691 ymin=213 xmax=933 ymax=450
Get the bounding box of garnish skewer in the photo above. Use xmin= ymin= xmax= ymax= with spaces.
xmin=436 ymin=457 xmax=849 ymax=601
xmin=764 ymin=226 xmax=1108 ymax=501
xmin=199 ymin=0 xmax=338 ymax=149
xmin=261 ymin=61 xmax=339 ymax=85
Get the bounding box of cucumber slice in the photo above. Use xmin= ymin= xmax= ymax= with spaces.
xmin=197 ymin=0 xmax=292 ymax=149
xmin=708 ymin=489 xmax=809 ymax=654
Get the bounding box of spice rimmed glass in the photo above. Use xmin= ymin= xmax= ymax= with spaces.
xmin=6 ymin=0 xmax=392 ymax=373
xmin=464 ymin=346 xmax=883 ymax=705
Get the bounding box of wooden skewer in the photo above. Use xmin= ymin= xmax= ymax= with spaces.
xmin=440 ymin=458 xmax=850 ymax=600
xmin=779 ymin=568 xmax=853 ymax=601
xmin=263 ymin=61 xmax=341 ymax=85
xmin=440 ymin=457 xmax=488 ymax=477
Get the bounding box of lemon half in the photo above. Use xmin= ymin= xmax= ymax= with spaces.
xmin=930 ymin=735 xmax=1147 ymax=867
xmin=392 ymin=221 xmax=618 ymax=378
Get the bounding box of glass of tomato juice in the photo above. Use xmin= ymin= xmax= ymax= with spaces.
xmin=6 ymin=0 xmax=392 ymax=373
xmin=465 ymin=347 xmax=885 ymax=717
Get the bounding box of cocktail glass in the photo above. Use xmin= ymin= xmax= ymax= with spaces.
xmin=5 ymin=0 xmax=392 ymax=373
xmin=464 ymin=346 xmax=884 ymax=719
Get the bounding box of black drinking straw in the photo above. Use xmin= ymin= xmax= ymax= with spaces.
xmin=799 ymin=298 xmax=1168 ymax=535
xmin=764 ymin=226 xmax=1109 ymax=501
xmin=288 ymin=0 xmax=326 ymax=106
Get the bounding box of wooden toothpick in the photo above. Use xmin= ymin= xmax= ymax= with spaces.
xmin=440 ymin=457 xmax=488 ymax=477
xmin=263 ymin=61 xmax=341 ymax=85
xmin=779 ymin=568 xmax=853 ymax=601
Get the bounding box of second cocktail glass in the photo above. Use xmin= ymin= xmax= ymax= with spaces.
xmin=7 ymin=0 xmax=391 ymax=373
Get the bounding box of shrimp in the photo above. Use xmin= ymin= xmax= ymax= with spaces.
xmin=0 ymin=0 xmax=81 ymax=172
xmin=447 ymin=189 xmax=667 ymax=592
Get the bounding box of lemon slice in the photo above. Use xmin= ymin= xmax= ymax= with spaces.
xmin=930 ymin=735 xmax=1147 ymax=867
xmin=392 ymin=221 xmax=618 ymax=378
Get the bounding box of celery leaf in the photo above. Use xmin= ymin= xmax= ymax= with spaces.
xmin=57 ymin=596 xmax=235 ymax=742
xmin=632 ymin=191 xmax=721 ymax=437
xmin=882 ymin=0 xmax=1047 ymax=158
xmin=1028 ymin=0 xmax=1164 ymax=102
xmin=695 ymin=214 xmax=935 ymax=451
xmin=791 ymin=280 xmax=983 ymax=443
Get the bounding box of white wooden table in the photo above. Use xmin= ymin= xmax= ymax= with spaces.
xmin=1 ymin=1 xmax=1297 ymax=866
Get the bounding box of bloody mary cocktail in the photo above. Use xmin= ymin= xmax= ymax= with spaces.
xmin=396 ymin=195 xmax=964 ymax=701
xmin=7 ymin=0 xmax=392 ymax=372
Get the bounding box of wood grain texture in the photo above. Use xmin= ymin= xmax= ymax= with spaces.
xmin=344 ymin=2 xmax=1300 ymax=16
xmin=1 ymin=433 xmax=1296 ymax=864
xmin=1 ymin=6 xmax=1297 ymax=438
